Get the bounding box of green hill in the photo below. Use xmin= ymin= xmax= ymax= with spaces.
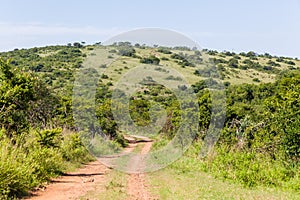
xmin=0 ymin=43 xmax=300 ymax=199
xmin=1 ymin=43 xmax=299 ymax=92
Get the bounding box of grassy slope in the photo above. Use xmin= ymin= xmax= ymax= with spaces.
xmin=92 ymin=46 xmax=300 ymax=86
xmin=1 ymin=45 xmax=299 ymax=89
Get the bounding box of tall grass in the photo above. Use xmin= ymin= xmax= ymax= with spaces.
xmin=152 ymin=138 xmax=300 ymax=192
xmin=191 ymin=141 xmax=300 ymax=191
xmin=0 ymin=128 xmax=94 ymax=199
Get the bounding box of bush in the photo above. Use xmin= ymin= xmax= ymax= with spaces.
xmin=0 ymin=142 xmax=32 ymax=198
xmin=245 ymin=51 xmax=257 ymax=58
xmin=171 ymin=53 xmax=185 ymax=60
xmin=108 ymin=49 xmax=117 ymax=53
xmin=157 ymin=48 xmax=172 ymax=54
xmin=276 ymin=57 xmax=284 ymax=62
xmin=140 ymin=55 xmax=160 ymax=65
xmin=194 ymin=66 xmax=219 ymax=78
xmin=267 ymin=60 xmax=280 ymax=67
xmin=101 ymin=74 xmax=109 ymax=79
xmin=224 ymin=81 xmax=231 ymax=87
xmin=252 ymin=78 xmax=260 ymax=82
xmin=228 ymin=58 xmax=239 ymax=68
xmin=285 ymin=60 xmax=295 ymax=65
xmin=0 ymin=136 xmax=64 ymax=198
xmin=73 ymin=42 xmax=83 ymax=48
xmin=0 ymin=129 xmax=92 ymax=199
xmin=61 ymin=133 xmax=93 ymax=163
xmin=118 ymin=47 xmax=135 ymax=57
xmin=165 ymin=75 xmax=182 ymax=81
xmin=200 ymin=147 xmax=295 ymax=188
xmin=36 ymin=128 xmax=62 ymax=148
xmin=209 ymin=58 xmax=227 ymax=64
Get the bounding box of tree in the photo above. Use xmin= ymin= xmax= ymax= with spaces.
xmin=0 ymin=59 xmax=35 ymax=134
xmin=268 ymin=73 xmax=300 ymax=159
xmin=73 ymin=42 xmax=83 ymax=48
xmin=0 ymin=58 xmax=59 ymax=136
xmin=246 ymin=51 xmax=257 ymax=58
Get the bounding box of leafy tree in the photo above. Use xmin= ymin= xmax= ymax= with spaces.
xmin=0 ymin=58 xmax=61 ymax=136
xmin=263 ymin=73 xmax=300 ymax=159
xmin=73 ymin=42 xmax=83 ymax=48
xmin=246 ymin=51 xmax=257 ymax=58
xmin=0 ymin=59 xmax=36 ymax=135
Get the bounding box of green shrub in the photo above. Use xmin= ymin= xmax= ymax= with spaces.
xmin=118 ymin=47 xmax=135 ymax=57
xmin=157 ymin=48 xmax=172 ymax=54
xmin=61 ymin=133 xmax=94 ymax=163
xmin=0 ymin=129 xmax=93 ymax=199
xmin=26 ymin=147 xmax=64 ymax=182
xmin=140 ymin=55 xmax=160 ymax=65
xmin=36 ymin=128 xmax=62 ymax=148
xmin=200 ymin=147 xmax=296 ymax=188
xmin=0 ymin=140 xmax=32 ymax=198
xmin=252 ymin=78 xmax=260 ymax=82
xmin=228 ymin=58 xmax=239 ymax=68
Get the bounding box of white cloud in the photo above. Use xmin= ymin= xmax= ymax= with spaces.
xmin=0 ymin=22 xmax=122 ymax=36
xmin=0 ymin=22 xmax=125 ymax=51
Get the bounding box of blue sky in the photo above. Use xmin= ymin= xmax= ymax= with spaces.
xmin=1 ymin=0 xmax=300 ymax=57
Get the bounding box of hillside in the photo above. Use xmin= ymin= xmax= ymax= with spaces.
xmin=1 ymin=43 xmax=300 ymax=199
xmin=1 ymin=43 xmax=299 ymax=91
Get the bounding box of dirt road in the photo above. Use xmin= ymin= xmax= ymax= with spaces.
xmin=26 ymin=161 xmax=110 ymax=200
xmin=127 ymin=141 xmax=155 ymax=200
xmin=26 ymin=136 xmax=155 ymax=200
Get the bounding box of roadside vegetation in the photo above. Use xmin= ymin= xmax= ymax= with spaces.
xmin=0 ymin=58 xmax=94 ymax=199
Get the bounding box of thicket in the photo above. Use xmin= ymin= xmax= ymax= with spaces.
xmin=0 ymin=58 xmax=93 ymax=199
xmin=190 ymin=71 xmax=300 ymax=189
